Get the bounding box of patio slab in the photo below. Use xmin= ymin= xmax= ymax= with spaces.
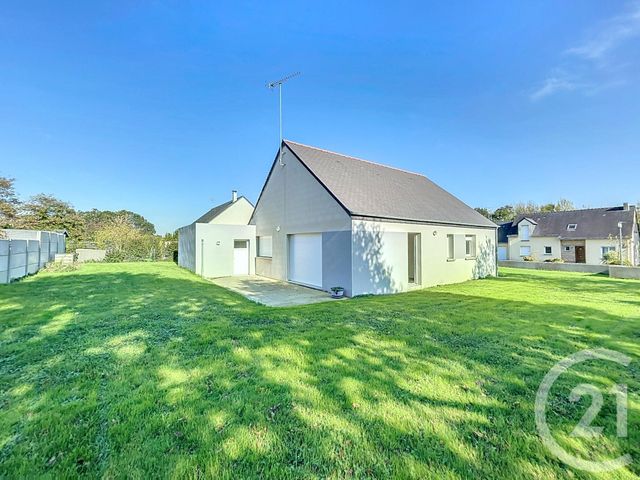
xmin=208 ymin=275 xmax=343 ymax=307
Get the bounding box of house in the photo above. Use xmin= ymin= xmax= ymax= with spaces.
xmin=179 ymin=140 xmax=498 ymax=296
xmin=254 ymin=140 xmax=498 ymax=296
xmin=497 ymin=205 xmax=639 ymax=265
xmin=177 ymin=192 xmax=256 ymax=277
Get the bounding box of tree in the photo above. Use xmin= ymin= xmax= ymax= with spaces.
xmin=539 ymin=203 xmax=556 ymax=212
xmin=513 ymin=201 xmax=539 ymax=216
xmin=80 ymin=209 xmax=155 ymax=239
xmin=554 ymin=199 xmax=574 ymax=211
xmin=0 ymin=176 xmax=20 ymax=228
xmin=492 ymin=205 xmax=516 ymax=222
xmin=18 ymin=194 xmax=84 ymax=237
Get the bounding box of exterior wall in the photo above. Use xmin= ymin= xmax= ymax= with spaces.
xmin=178 ymin=223 xmax=196 ymax=272
xmin=322 ymin=231 xmax=352 ymax=296
xmin=195 ymin=223 xmax=256 ymax=278
xmin=207 ymin=198 xmax=254 ymax=225
xmin=508 ymin=235 xmax=562 ymax=262
xmin=251 ymin=144 xmax=352 ymax=284
xmin=499 ymin=260 xmax=609 ymax=274
xmin=585 ymin=238 xmax=624 ymax=265
xmin=76 ymin=249 xmax=107 ymax=263
xmin=609 ymin=265 xmax=640 ymax=279
xmin=351 ymin=219 xmax=496 ymax=296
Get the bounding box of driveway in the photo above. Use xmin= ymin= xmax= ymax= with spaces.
xmin=209 ymin=275 xmax=342 ymax=307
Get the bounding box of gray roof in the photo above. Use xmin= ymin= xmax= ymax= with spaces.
xmin=506 ymin=206 xmax=637 ymax=239
xmin=194 ymin=197 xmax=251 ymax=224
xmin=284 ymin=140 xmax=496 ymax=228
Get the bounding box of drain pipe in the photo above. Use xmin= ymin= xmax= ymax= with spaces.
xmin=200 ymin=239 xmax=204 ymax=277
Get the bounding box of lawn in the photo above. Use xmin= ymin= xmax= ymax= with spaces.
xmin=0 ymin=263 xmax=639 ymax=479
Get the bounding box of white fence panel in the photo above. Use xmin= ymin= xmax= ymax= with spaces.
xmin=9 ymin=240 xmax=28 ymax=281
xmin=27 ymin=240 xmax=40 ymax=274
xmin=39 ymin=232 xmax=50 ymax=268
xmin=0 ymin=240 xmax=9 ymax=284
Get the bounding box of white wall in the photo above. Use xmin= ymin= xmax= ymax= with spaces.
xmin=208 ymin=198 xmax=254 ymax=225
xmin=508 ymin=236 xmax=562 ymax=261
xmin=251 ymin=144 xmax=351 ymax=282
xmin=195 ymin=223 xmax=256 ymax=278
xmin=351 ymin=219 xmax=496 ymax=296
xmin=585 ymin=238 xmax=631 ymax=265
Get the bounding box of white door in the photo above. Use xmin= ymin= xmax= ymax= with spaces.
xmin=233 ymin=240 xmax=249 ymax=275
xmin=288 ymin=233 xmax=323 ymax=288
xmin=498 ymin=246 xmax=508 ymax=261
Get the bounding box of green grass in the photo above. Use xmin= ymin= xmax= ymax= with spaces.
xmin=1 ymin=263 xmax=639 ymax=479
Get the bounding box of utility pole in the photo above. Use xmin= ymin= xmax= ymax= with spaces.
xmin=267 ymin=72 xmax=300 ymax=166
xmin=618 ymin=222 xmax=624 ymax=265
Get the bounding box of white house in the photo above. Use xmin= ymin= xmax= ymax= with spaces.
xmin=497 ymin=205 xmax=639 ymax=265
xmin=179 ymin=140 xmax=498 ymax=296
xmin=178 ymin=192 xmax=256 ymax=277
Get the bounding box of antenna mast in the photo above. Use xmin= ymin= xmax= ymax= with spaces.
xmin=267 ymin=72 xmax=300 ymax=166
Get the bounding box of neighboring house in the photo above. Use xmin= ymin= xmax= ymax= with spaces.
xmin=250 ymin=140 xmax=497 ymax=296
xmin=178 ymin=192 xmax=256 ymax=277
xmin=497 ymin=205 xmax=639 ymax=265
xmin=179 ymin=140 xmax=498 ymax=296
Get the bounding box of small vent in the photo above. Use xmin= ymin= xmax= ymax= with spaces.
xmin=567 ymin=224 xmax=577 ymax=231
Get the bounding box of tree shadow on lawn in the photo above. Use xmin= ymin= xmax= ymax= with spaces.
xmin=0 ymin=265 xmax=638 ymax=478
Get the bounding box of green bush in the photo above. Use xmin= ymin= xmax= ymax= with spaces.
xmin=602 ymin=250 xmax=631 ymax=266
xmin=522 ymin=256 xmax=535 ymax=262
xmin=544 ymin=258 xmax=564 ymax=263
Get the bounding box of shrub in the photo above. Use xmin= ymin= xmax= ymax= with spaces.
xmin=602 ymin=250 xmax=631 ymax=266
xmin=544 ymin=258 xmax=564 ymax=263
xmin=523 ymin=256 xmax=535 ymax=262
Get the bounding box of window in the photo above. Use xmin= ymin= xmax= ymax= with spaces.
xmin=447 ymin=234 xmax=454 ymax=260
xmin=567 ymin=224 xmax=578 ymax=231
xmin=257 ymin=236 xmax=272 ymax=257
xmin=564 ymin=246 xmax=571 ymax=252
xmin=601 ymin=246 xmax=616 ymax=257
xmin=544 ymin=246 xmax=552 ymax=255
xmin=520 ymin=224 xmax=530 ymax=241
xmin=520 ymin=246 xmax=531 ymax=257
xmin=465 ymin=235 xmax=476 ymax=258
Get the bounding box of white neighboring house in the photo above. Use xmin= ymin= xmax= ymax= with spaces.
xmin=178 ymin=191 xmax=256 ymax=277
xmin=497 ymin=205 xmax=639 ymax=265
xmin=178 ymin=140 xmax=498 ymax=296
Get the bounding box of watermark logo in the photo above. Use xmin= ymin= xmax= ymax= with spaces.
xmin=535 ymin=348 xmax=632 ymax=472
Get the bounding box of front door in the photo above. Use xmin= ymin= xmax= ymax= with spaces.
xmin=233 ymin=240 xmax=249 ymax=275
xmin=575 ymin=245 xmax=586 ymax=264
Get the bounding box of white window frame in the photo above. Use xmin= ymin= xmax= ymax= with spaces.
xmin=520 ymin=224 xmax=530 ymax=241
xmin=601 ymin=246 xmax=616 ymax=258
xmin=257 ymin=236 xmax=272 ymax=258
xmin=567 ymin=224 xmax=578 ymax=231
xmin=520 ymin=245 xmax=531 ymax=257
xmin=446 ymin=234 xmax=454 ymax=261
xmin=465 ymin=235 xmax=476 ymax=258
xmin=544 ymin=246 xmax=552 ymax=255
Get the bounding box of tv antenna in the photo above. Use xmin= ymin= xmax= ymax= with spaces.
xmin=267 ymin=71 xmax=300 ymax=165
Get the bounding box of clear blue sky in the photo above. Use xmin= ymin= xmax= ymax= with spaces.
xmin=1 ymin=1 xmax=639 ymax=234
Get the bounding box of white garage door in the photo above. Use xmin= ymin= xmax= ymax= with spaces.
xmin=498 ymin=246 xmax=508 ymax=261
xmin=288 ymin=233 xmax=323 ymax=288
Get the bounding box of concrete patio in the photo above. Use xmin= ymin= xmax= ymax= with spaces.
xmin=208 ymin=275 xmax=343 ymax=307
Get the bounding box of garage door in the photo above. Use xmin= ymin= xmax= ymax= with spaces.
xmin=498 ymin=246 xmax=508 ymax=261
xmin=288 ymin=233 xmax=323 ymax=288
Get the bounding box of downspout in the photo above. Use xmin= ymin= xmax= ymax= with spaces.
xmin=200 ymin=238 xmax=204 ymax=277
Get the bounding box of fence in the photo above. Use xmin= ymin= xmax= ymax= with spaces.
xmin=499 ymin=260 xmax=640 ymax=279
xmin=0 ymin=230 xmax=67 ymax=284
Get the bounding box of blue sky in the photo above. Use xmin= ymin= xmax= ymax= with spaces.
xmin=1 ymin=1 xmax=639 ymax=234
